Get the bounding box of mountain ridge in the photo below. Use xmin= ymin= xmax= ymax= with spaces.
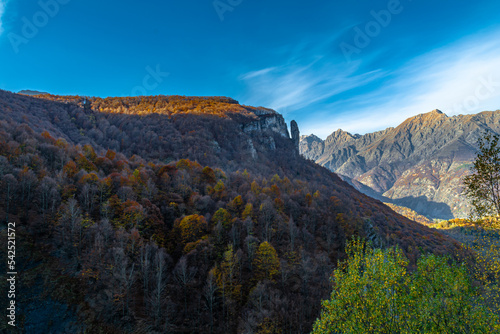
xmin=300 ymin=109 xmax=500 ymax=219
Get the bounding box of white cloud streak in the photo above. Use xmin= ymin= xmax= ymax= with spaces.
xmin=240 ymin=28 xmax=500 ymax=139
xmin=239 ymin=55 xmax=384 ymax=115
xmin=0 ymin=1 xmax=7 ymax=35
xmin=314 ymin=31 xmax=500 ymax=137
xmin=237 ymin=28 xmax=378 ymax=113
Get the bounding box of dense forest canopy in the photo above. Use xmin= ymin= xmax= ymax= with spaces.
xmin=0 ymin=90 xmax=461 ymax=333
xmin=24 ymin=93 xmax=278 ymax=119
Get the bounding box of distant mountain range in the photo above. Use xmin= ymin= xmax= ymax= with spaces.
xmin=300 ymin=109 xmax=500 ymax=219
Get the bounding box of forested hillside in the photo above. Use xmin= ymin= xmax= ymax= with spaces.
xmin=0 ymin=90 xmax=460 ymax=333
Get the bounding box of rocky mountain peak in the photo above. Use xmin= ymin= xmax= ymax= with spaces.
xmin=300 ymin=134 xmax=322 ymax=142
xmin=325 ymin=129 xmax=359 ymax=145
xmin=425 ymin=109 xmax=447 ymax=120
xmin=395 ymin=109 xmax=449 ymax=133
xmin=299 ymin=134 xmax=325 ymax=161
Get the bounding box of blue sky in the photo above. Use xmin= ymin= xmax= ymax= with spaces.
xmin=1 ymin=0 xmax=500 ymax=137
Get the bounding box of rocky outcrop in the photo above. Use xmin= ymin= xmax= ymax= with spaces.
xmin=290 ymin=120 xmax=300 ymax=151
xmin=300 ymin=109 xmax=500 ymax=219
xmin=239 ymin=107 xmax=292 ymax=153
xmin=242 ymin=108 xmax=290 ymax=138
xmin=247 ymin=138 xmax=257 ymax=159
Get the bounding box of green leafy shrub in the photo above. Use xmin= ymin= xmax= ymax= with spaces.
xmin=313 ymin=238 xmax=500 ymax=333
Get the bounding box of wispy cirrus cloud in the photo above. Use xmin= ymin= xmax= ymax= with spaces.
xmin=240 ymin=58 xmax=384 ymax=113
xmin=305 ymin=29 xmax=500 ymax=137
xmin=0 ymin=0 xmax=7 ymax=35
xmin=237 ymin=29 xmax=382 ymax=114
xmin=241 ymin=28 xmax=500 ymax=138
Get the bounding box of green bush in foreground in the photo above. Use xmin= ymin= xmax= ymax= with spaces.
xmin=312 ymin=239 xmax=500 ymax=334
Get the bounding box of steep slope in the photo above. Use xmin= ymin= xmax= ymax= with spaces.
xmin=301 ymin=109 xmax=500 ymax=219
xmin=0 ymin=91 xmax=460 ymax=333
xmin=384 ymin=203 xmax=434 ymax=225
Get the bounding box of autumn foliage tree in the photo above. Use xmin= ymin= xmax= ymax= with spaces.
xmin=464 ymin=132 xmax=500 ymax=218
xmin=313 ymin=239 xmax=499 ymax=333
xmin=253 ymin=241 xmax=280 ymax=282
xmin=177 ymin=214 xmax=207 ymax=244
xmin=212 ymin=208 xmax=232 ymax=229
xmin=214 ymin=245 xmax=242 ymax=306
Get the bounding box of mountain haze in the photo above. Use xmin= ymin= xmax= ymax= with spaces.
xmin=301 ymin=109 xmax=500 ymax=219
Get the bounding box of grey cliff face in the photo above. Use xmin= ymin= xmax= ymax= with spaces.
xmin=242 ymin=108 xmax=290 ymax=138
xmin=239 ymin=107 xmax=293 ymax=153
